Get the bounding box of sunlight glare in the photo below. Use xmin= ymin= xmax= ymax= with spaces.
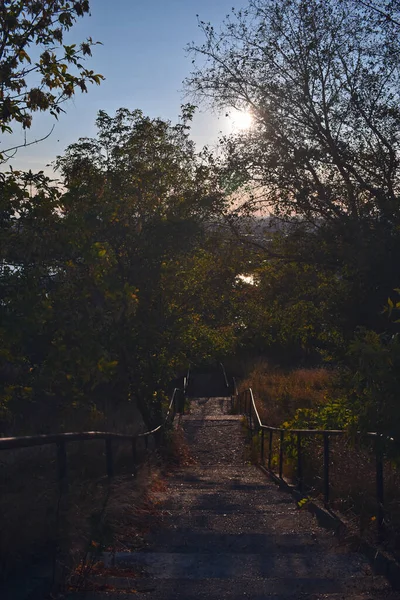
xmin=230 ymin=109 xmax=253 ymax=131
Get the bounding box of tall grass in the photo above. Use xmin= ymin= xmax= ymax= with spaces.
xmin=239 ymin=359 xmax=333 ymax=426
xmin=241 ymin=359 xmax=400 ymax=554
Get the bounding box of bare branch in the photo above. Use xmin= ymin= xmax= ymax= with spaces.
xmin=1 ymin=125 xmax=55 ymax=162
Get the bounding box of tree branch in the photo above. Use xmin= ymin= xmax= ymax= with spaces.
xmin=1 ymin=125 xmax=55 ymax=162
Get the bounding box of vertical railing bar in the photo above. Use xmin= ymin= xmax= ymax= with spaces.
xmin=297 ymin=432 xmax=303 ymax=493
xmin=249 ymin=395 xmax=253 ymax=438
xmin=261 ymin=429 xmax=264 ymax=464
xmin=105 ymin=438 xmax=114 ymax=479
xmin=56 ymin=441 xmax=68 ymax=493
xmin=132 ymin=437 xmax=137 ymax=476
xmin=323 ymin=432 xmax=330 ymax=505
xmin=279 ymin=430 xmax=284 ymax=479
xmin=268 ymin=430 xmax=273 ymax=470
xmin=376 ymin=435 xmax=384 ymax=541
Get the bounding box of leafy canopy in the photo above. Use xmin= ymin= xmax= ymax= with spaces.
xmin=187 ymin=0 xmax=400 ymax=226
xmin=0 ymin=0 xmax=103 ymax=156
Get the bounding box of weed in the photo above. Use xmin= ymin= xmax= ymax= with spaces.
xmin=239 ymin=359 xmax=333 ymax=427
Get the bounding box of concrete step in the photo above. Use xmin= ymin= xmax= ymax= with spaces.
xmin=99 ymin=549 xmax=372 ymax=580
xmin=156 ymin=490 xmax=303 ymax=514
xmin=144 ymin=531 xmax=332 ymax=554
xmin=165 ymin=466 xmax=274 ymax=484
xmin=150 ymin=508 xmax=338 ymax=539
xmin=182 ymin=415 xmax=241 ymax=421
xmin=67 ymin=574 xmax=392 ymax=599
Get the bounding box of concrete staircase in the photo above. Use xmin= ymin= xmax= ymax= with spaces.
xmin=186 ymin=367 xmax=232 ymax=398
xmin=68 ymin=397 xmax=399 ymax=599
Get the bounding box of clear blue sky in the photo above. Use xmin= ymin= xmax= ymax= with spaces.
xmin=5 ymin=0 xmax=244 ymax=174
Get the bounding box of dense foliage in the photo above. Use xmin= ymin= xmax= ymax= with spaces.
xmin=0 ymin=107 xmax=241 ymax=433
xmin=3 ymin=0 xmax=400 ymax=439
xmin=0 ymin=0 xmax=103 ymax=146
xmin=187 ymin=0 xmax=400 ymax=437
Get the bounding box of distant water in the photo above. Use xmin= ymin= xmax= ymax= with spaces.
xmin=236 ymin=274 xmax=256 ymax=285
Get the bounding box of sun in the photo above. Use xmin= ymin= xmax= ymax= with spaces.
xmin=229 ymin=109 xmax=253 ymax=131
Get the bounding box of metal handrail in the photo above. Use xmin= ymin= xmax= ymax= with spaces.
xmin=236 ymin=387 xmax=387 ymax=540
xmin=220 ymin=362 xmax=229 ymax=389
xmin=0 ymin=386 xmax=183 ymax=587
xmin=0 ymin=388 xmax=179 ymax=450
xmin=232 ymin=377 xmax=238 ymax=397
xmin=0 ymin=387 xmax=181 ymax=481
xmin=184 ymin=365 xmax=190 ymax=394
xmin=140 ymin=387 xmax=179 ymax=437
xmin=240 ymin=388 xmax=382 ymax=437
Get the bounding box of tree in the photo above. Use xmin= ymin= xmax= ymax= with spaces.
xmin=0 ymin=108 xmax=236 ymax=433
xmin=0 ymin=0 xmax=104 ymax=432
xmin=187 ymin=0 xmax=400 ymax=334
xmin=188 ymin=0 xmax=400 ymax=225
xmin=53 ymin=108 xmax=230 ymax=424
xmin=0 ymin=0 xmax=103 ymax=159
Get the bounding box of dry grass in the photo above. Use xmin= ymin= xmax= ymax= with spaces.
xmin=241 ymin=360 xmax=400 ymax=554
xmin=66 ymin=423 xmax=193 ymax=593
xmin=291 ymin=435 xmax=400 ymax=554
xmin=64 ymin=469 xmax=167 ymax=593
xmin=161 ymin=423 xmax=196 ymax=469
xmin=239 ymin=359 xmax=333 ymax=426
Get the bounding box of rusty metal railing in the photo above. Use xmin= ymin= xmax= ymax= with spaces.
xmin=0 ymin=385 xmax=185 ymax=589
xmin=183 ymin=364 xmax=190 ymax=395
xmin=220 ymin=362 xmax=230 ymax=390
xmin=236 ymin=387 xmax=386 ymax=540
xmin=0 ymin=387 xmax=181 ymax=486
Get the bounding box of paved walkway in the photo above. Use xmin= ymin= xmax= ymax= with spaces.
xmin=69 ymin=397 xmax=399 ymax=599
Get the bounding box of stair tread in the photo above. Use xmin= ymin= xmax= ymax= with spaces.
xmin=101 ymin=549 xmax=371 ymax=579
xmin=67 ymin=575 xmax=393 ymax=599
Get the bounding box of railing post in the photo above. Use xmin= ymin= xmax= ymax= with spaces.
xmin=132 ymin=437 xmax=137 ymax=475
xmin=261 ymin=429 xmax=264 ymax=464
xmin=249 ymin=397 xmax=253 ymax=437
xmin=105 ymin=438 xmax=114 ymax=479
xmin=268 ymin=430 xmax=273 ymax=470
xmin=297 ymin=432 xmax=303 ymax=493
xmin=178 ymin=388 xmax=185 ymax=414
xmin=155 ymin=428 xmax=163 ymax=447
xmin=55 ymin=441 xmax=69 ymax=566
xmin=376 ymin=436 xmax=384 ymax=541
xmin=56 ymin=441 xmax=68 ymax=493
xmin=279 ymin=430 xmax=284 ymax=478
xmin=323 ymin=433 xmax=330 ymax=505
